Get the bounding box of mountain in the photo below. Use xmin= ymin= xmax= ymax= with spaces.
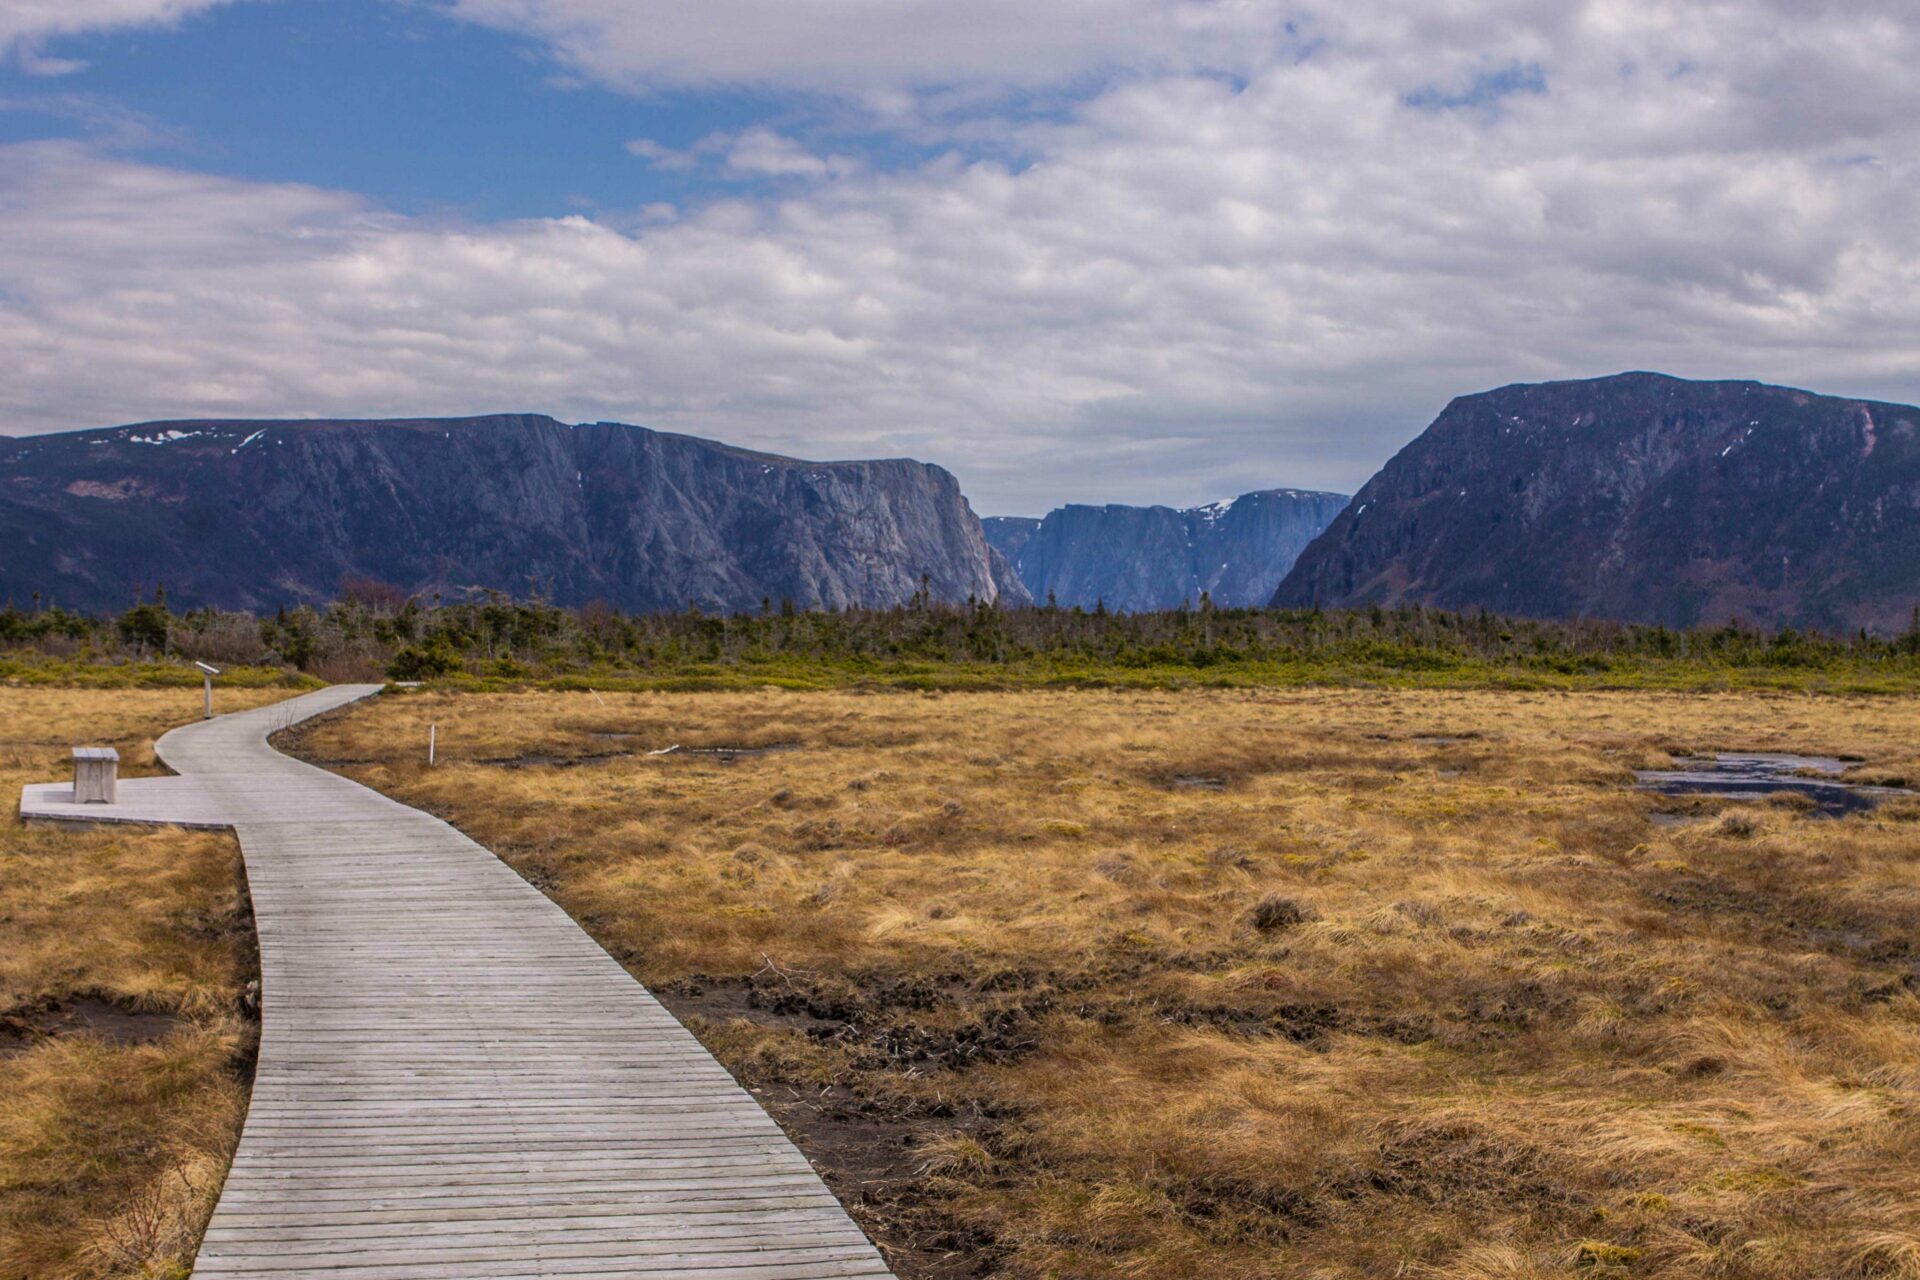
xmin=1273 ymin=372 xmax=1920 ymax=632
xmin=0 ymin=415 xmax=1029 ymax=614
xmin=984 ymin=490 xmax=1349 ymax=611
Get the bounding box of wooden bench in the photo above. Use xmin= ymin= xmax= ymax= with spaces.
xmin=72 ymin=746 xmax=119 ymax=804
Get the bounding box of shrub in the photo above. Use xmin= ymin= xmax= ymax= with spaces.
xmin=171 ymin=613 xmax=271 ymax=666
xmin=386 ymin=646 xmax=463 ymax=681
xmin=116 ymin=603 xmax=171 ymax=653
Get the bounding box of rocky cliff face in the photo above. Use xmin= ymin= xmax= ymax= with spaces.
xmin=981 ymin=516 xmax=1042 ymax=568
xmin=1272 ymin=372 xmax=1920 ymax=632
xmin=0 ymin=415 xmax=1027 ymax=613
xmin=984 ymin=490 xmax=1349 ymax=611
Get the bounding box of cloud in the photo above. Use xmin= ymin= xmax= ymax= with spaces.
xmin=1 ymin=0 xmax=238 ymax=70
xmin=0 ymin=91 xmax=183 ymax=147
xmin=3 ymin=2 xmax=1920 ymax=515
xmin=625 ymin=129 xmax=858 ymax=181
xmin=722 ymin=128 xmax=856 ymax=179
xmin=437 ymin=0 xmax=1295 ymax=95
xmin=623 ymin=138 xmax=697 ymax=171
xmin=16 ymin=51 xmax=91 ymax=77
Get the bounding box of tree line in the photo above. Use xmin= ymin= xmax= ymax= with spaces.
xmin=7 ymin=581 xmax=1920 ymax=687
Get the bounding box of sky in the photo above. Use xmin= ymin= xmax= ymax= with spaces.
xmin=2 ymin=2 xmax=1918 ymax=514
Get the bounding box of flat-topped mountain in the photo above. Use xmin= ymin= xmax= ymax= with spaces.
xmin=986 ymin=489 xmax=1349 ymax=611
xmin=1273 ymin=372 xmax=1920 ymax=632
xmin=0 ymin=415 xmax=1026 ymax=613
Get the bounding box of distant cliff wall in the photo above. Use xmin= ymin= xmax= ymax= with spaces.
xmin=0 ymin=415 xmax=1026 ymax=613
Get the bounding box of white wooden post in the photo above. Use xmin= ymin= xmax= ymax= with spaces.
xmin=429 ymin=723 xmax=437 ymax=766
xmin=195 ymin=661 xmax=222 ymax=720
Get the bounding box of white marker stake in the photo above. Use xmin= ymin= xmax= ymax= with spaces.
xmin=429 ymin=723 xmax=436 ymax=767
xmin=194 ymin=661 xmax=221 ymax=720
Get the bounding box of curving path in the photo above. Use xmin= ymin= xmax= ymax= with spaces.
xmin=22 ymin=685 xmax=892 ymax=1280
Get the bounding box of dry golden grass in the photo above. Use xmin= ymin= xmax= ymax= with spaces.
xmin=0 ymin=687 xmax=286 ymax=1280
xmin=289 ymin=687 xmax=1920 ymax=1279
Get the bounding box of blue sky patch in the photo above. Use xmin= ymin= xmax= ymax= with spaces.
xmin=0 ymin=0 xmax=801 ymax=219
xmin=1403 ymin=62 xmax=1548 ymax=115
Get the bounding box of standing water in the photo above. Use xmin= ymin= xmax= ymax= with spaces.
xmin=1635 ymin=753 xmax=1903 ymax=817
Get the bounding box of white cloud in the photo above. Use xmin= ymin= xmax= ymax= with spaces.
xmin=16 ymin=50 xmax=91 ymax=77
xmin=722 ymin=128 xmax=857 ymax=179
xmin=623 ymin=138 xmax=697 ymax=171
xmin=1 ymin=0 xmax=237 ymax=71
xmin=438 ymin=0 xmax=1294 ymax=95
xmin=4 ymin=2 xmax=1920 ymax=514
xmin=624 ymin=129 xmax=859 ymax=180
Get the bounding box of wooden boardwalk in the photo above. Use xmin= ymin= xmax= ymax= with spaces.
xmin=21 ymin=685 xmax=893 ymax=1280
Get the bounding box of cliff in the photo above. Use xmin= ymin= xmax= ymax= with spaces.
xmin=0 ymin=414 xmax=1026 ymax=613
xmin=985 ymin=490 xmax=1348 ymax=611
xmin=1274 ymin=372 xmax=1920 ymax=631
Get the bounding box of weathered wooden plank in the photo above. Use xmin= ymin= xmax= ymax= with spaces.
xmin=202 ymin=1246 xmax=885 ymax=1273
xmin=20 ymin=685 xmax=892 ymax=1279
xmin=204 ymin=1195 xmax=843 ymax=1229
xmin=199 ymin=1224 xmax=866 ymax=1254
xmin=208 ymin=1208 xmax=875 ymax=1242
xmin=195 ymin=1255 xmax=890 ymax=1280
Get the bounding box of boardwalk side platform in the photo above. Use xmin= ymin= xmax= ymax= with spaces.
xmin=19 ymin=685 xmax=892 ymax=1280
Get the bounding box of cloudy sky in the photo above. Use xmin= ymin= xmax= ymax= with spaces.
xmin=2 ymin=1 xmax=1917 ymax=513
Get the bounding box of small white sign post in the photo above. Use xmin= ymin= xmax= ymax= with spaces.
xmin=196 ymin=661 xmax=222 ymax=720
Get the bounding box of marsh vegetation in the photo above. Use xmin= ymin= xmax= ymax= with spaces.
xmin=0 ymin=688 xmax=285 ymax=1279
xmin=286 ymin=686 xmax=1920 ymax=1279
